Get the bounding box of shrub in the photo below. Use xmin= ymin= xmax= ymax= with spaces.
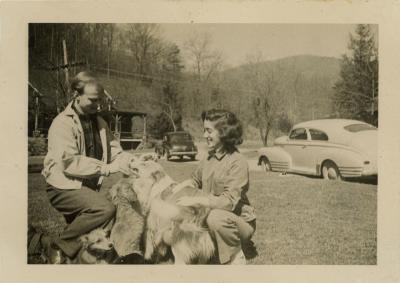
xmin=28 ymin=137 xmax=48 ymax=156
xmin=277 ymin=113 xmax=293 ymax=134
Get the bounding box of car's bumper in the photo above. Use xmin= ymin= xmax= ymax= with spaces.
xmin=338 ymin=165 xmax=377 ymax=178
xmin=169 ymin=151 xmax=197 ymax=156
xmin=361 ymin=168 xmax=378 ymax=176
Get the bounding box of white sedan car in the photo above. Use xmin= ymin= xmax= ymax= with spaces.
xmin=258 ymin=119 xmax=377 ymax=180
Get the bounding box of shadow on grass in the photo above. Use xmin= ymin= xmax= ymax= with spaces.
xmin=166 ymin=157 xmax=197 ymax=163
xmin=274 ymin=172 xmax=378 ymax=185
xmin=345 ymin=176 xmax=377 ymax=185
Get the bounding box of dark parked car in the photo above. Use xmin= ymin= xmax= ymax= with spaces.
xmin=155 ymin=131 xmax=198 ymax=161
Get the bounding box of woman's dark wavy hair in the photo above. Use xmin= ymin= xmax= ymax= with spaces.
xmin=201 ymin=109 xmax=243 ymax=153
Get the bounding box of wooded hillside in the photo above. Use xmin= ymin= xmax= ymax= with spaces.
xmin=29 ymin=23 xmax=377 ymax=144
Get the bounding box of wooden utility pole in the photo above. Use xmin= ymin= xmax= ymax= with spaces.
xmin=34 ymin=95 xmax=40 ymax=134
xmin=62 ymin=39 xmax=70 ymax=100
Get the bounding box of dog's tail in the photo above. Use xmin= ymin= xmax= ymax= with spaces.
xmin=147 ymin=199 xmax=214 ymax=263
xmin=172 ymin=221 xmax=215 ymax=264
xmin=145 ymin=199 xmax=180 ymax=260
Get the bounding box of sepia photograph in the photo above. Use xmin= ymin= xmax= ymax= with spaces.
xmin=27 ymin=23 xmax=378 ymax=265
xmin=2 ymin=1 xmax=400 ymax=282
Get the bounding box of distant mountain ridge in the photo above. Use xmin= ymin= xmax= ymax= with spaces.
xmin=221 ymin=55 xmax=342 ymax=123
xmin=224 ymin=54 xmax=341 ymax=78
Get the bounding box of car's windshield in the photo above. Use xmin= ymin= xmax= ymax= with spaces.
xmin=344 ymin=124 xmax=377 ymax=133
xmin=168 ymin=133 xmax=192 ymax=143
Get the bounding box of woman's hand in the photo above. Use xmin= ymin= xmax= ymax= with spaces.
xmin=176 ymin=196 xmax=210 ymax=208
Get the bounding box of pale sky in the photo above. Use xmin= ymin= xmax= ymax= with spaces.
xmin=159 ymin=24 xmax=378 ymax=68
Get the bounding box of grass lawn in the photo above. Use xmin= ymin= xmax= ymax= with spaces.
xmin=28 ymin=157 xmax=377 ymax=265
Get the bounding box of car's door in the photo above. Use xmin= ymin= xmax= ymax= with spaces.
xmin=284 ymin=128 xmax=312 ymax=172
xmin=306 ymin=128 xmax=330 ymax=174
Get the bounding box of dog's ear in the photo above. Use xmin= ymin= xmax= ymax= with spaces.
xmin=105 ymin=229 xmax=111 ymax=238
xmin=151 ymin=169 xmax=165 ymax=182
xmin=80 ymin=234 xmax=90 ymax=246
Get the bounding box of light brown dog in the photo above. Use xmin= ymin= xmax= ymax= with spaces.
xmin=66 ymin=228 xmax=115 ymax=264
xmin=122 ymin=154 xmax=215 ymax=264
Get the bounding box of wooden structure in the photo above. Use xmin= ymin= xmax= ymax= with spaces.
xmin=28 ymin=82 xmax=44 ymax=137
xmin=106 ymin=110 xmax=147 ymax=150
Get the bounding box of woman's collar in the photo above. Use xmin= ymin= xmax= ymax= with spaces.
xmin=208 ymin=147 xmax=227 ymax=160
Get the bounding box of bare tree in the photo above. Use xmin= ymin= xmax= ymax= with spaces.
xmin=244 ymin=52 xmax=284 ymax=146
xmin=105 ymin=24 xmax=115 ymax=79
xmin=123 ymin=24 xmax=161 ymax=77
xmin=184 ymin=32 xmax=223 ymax=113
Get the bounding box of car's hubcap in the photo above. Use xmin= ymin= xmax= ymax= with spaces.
xmin=323 ymin=166 xmax=339 ymax=180
xmin=327 ymin=168 xmax=338 ymax=179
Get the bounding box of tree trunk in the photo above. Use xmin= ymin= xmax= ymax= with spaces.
xmin=107 ymin=52 xmax=110 ymax=79
xmin=74 ymin=32 xmax=78 ymax=76
xmin=50 ymin=25 xmax=54 ymax=61
xmin=62 ymin=39 xmax=70 ymax=100
xmin=263 ymin=127 xmax=270 ymax=146
xmin=258 ymin=127 xmax=265 ymax=146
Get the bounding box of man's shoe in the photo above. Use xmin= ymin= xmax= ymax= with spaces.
xmin=242 ymin=240 xmax=258 ymax=260
xmin=47 ymin=243 xmax=65 ymax=264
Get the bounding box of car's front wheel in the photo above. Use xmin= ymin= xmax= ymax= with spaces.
xmin=322 ymin=161 xmax=342 ymax=180
xmin=260 ymin=156 xmax=271 ymax=172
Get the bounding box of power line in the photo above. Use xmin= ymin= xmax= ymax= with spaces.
xmin=92 ymin=65 xmax=260 ymax=97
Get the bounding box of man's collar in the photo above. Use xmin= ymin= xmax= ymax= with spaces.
xmin=63 ymin=101 xmax=76 ymax=117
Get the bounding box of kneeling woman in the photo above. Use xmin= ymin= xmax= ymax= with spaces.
xmin=177 ymin=109 xmax=256 ymax=264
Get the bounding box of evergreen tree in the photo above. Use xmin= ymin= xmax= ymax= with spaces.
xmin=333 ymin=24 xmax=378 ymax=125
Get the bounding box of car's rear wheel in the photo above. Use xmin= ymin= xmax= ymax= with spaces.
xmin=322 ymin=161 xmax=342 ymax=180
xmin=190 ymin=155 xmax=196 ymax=161
xmin=260 ymin=156 xmax=271 ymax=172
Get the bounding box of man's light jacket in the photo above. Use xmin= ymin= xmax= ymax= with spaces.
xmin=42 ymin=102 xmax=123 ymax=190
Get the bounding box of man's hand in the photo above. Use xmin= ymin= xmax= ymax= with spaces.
xmin=102 ymin=153 xmax=135 ymax=176
xmin=117 ymin=153 xmax=135 ymax=175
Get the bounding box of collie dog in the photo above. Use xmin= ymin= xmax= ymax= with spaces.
xmin=115 ymin=154 xmax=215 ymax=264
